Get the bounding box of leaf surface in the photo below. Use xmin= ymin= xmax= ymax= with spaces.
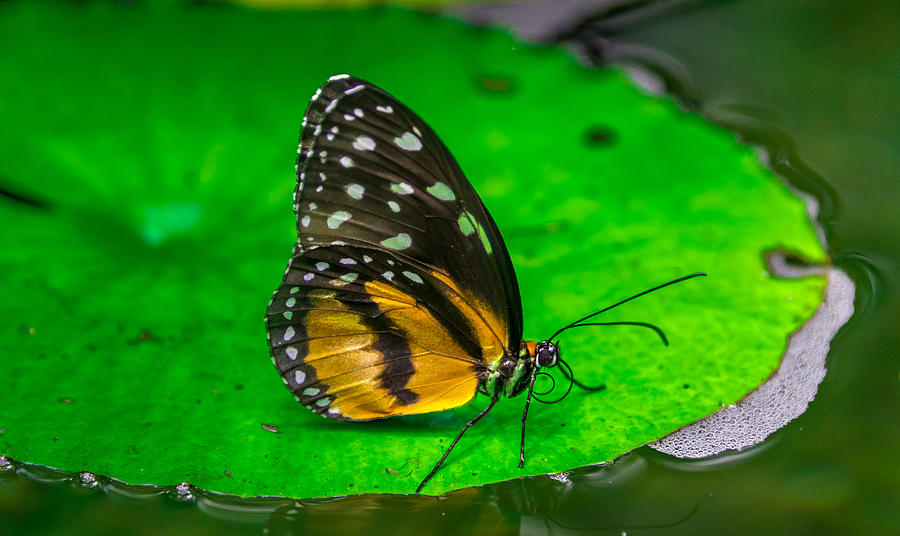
xmin=0 ymin=3 xmax=826 ymax=497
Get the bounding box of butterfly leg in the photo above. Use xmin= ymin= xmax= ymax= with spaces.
xmin=416 ymin=395 xmax=500 ymax=494
xmin=518 ymin=369 xmax=538 ymax=468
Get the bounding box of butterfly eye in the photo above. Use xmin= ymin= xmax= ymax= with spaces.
xmin=535 ymin=341 xmax=558 ymax=368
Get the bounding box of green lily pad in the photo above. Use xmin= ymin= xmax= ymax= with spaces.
xmin=0 ymin=3 xmax=826 ymax=498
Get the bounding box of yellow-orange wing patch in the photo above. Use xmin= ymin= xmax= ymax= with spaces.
xmin=266 ymin=245 xmax=508 ymax=421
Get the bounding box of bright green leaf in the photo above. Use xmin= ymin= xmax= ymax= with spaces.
xmin=0 ymin=3 xmax=826 ymax=498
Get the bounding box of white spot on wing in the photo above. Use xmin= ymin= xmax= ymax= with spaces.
xmin=340 ymin=156 xmax=354 ymax=168
xmin=380 ymin=233 xmax=412 ymax=250
xmin=344 ymin=84 xmax=364 ymax=95
xmin=427 ymin=182 xmax=456 ymax=201
xmin=390 ymin=182 xmax=414 ymax=195
xmin=376 ymin=104 xmax=393 ymax=114
xmin=328 ymin=74 xmax=350 ymax=81
xmin=388 ymin=201 xmax=400 ymax=213
xmin=327 ymin=210 xmax=351 ymax=229
xmin=476 ymin=219 xmax=494 ymax=254
xmin=352 ymin=135 xmax=376 ymax=151
xmin=287 ymin=348 xmax=299 ymax=361
xmin=394 ymin=132 xmax=422 ymax=151
xmin=283 ymin=327 xmax=295 ymax=341
xmin=353 ymin=108 xmax=364 ymax=117
xmin=458 ymin=212 xmax=475 ymax=236
xmin=300 ymin=215 xmax=310 ymax=227
xmin=402 ymin=271 xmax=424 ymax=284
xmin=315 ymin=262 xmax=328 ymax=271
xmin=346 ymin=183 xmax=365 ymax=200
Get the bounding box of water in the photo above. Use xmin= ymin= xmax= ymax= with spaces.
xmin=2 ymin=1 xmax=896 ymax=534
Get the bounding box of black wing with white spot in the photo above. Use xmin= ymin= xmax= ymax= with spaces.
xmin=265 ymin=75 xmax=523 ymax=420
xmin=293 ymin=74 xmax=522 ymax=350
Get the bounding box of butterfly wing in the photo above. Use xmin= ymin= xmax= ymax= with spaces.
xmin=265 ymin=75 xmax=523 ymax=421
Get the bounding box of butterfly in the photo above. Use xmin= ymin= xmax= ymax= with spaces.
xmin=265 ymin=74 xmax=704 ymax=494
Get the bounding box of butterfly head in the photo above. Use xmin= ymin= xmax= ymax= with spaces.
xmin=534 ymin=340 xmax=559 ymax=368
xmin=501 ymin=339 xmax=561 ymax=398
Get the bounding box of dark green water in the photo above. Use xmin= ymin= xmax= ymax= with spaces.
xmin=1 ymin=1 xmax=896 ymax=534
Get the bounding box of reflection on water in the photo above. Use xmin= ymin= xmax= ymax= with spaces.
xmin=1 ymin=454 xmax=702 ymax=534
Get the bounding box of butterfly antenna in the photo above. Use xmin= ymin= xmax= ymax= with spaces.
xmin=558 ymin=357 xmax=606 ymax=392
xmin=416 ymin=395 xmax=500 ymax=494
xmin=533 ymin=361 xmax=575 ymax=404
xmin=549 ymin=272 xmax=707 ymax=342
xmin=555 ymin=321 xmax=669 ymax=346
